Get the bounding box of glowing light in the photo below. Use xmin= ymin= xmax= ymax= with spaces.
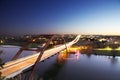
xmin=67 ymin=47 xmax=80 ymax=53
xmin=115 ymin=47 xmax=120 ymax=50
xmin=99 ymin=38 xmax=107 ymax=42
xmin=114 ymin=41 xmax=119 ymax=44
xmin=50 ymin=41 xmax=53 ymax=45
xmin=0 ymin=40 xmax=4 ymax=44
xmin=26 ymin=36 xmax=30 ymax=38
xmin=95 ymin=46 xmax=112 ymax=51
xmin=58 ymin=48 xmax=80 ymax=61
xmin=32 ymin=39 xmax=36 ymax=42
xmin=74 ymin=51 xmax=80 ymax=60
xmin=95 ymin=46 xmax=120 ymax=51
xmin=79 ymin=46 xmax=89 ymax=50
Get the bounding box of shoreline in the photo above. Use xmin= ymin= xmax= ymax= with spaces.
xmin=80 ymin=49 xmax=120 ymax=57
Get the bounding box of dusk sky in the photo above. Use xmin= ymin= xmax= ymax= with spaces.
xmin=0 ymin=0 xmax=120 ymax=35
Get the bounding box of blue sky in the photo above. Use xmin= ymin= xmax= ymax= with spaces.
xmin=0 ymin=0 xmax=120 ymax=35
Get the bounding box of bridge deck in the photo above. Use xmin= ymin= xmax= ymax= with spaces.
xmin=0 ymin=35 xmax=80 ymax=79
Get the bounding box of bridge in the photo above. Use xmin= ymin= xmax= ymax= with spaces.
xmin=0 ymin=35 xmax=80 ymax=79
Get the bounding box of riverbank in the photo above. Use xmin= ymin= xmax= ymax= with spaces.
xmin=1 ymin=45 xmax=120 ymax=57
xmin=0 ymin=45 xmax=20 ymax=48
xmin=80 ymin=49 xmax=120 ymax=57
xmin=72 ymin=45 xmax=120 ymax=56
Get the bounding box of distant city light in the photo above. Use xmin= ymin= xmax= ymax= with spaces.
xmin=99 ymin=38 xmax=107 ymax=42
xmin=114 ymin=41 xmax=119 ymax=44
xmin=0 ymin=40 xmax=4 ymax=44
xmin=32 ymin=39 xmax=36 ymax=42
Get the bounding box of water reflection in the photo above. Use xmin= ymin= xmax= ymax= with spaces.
xmin=74 ymin=51 xmax=80 ymax=60
xmin=57 ymin=52 xmax=69 ymax=64
xmin=58 ymin=50 xmax=81 ymax=62
xmin=39 ymin=52 xmax=79 ymax=80
xmin=1 ymin=46 xmax=120 ymax=80
xmin=111 ymin=50 xmax=117 ymax=57
xmin=108 ymin=56 xmax=118 ymax=65
xmin=9 ymin=53 xmax=120 ymax=80
xmin=80 ymin=49 xmax=92 ymax=58
xmin=39 ymin=54 xmax=67 ymax=80
xmin=39 ymin=60 xmax=64 ymax=80
xmin=20 ymin=52 xmax=69 ymax=80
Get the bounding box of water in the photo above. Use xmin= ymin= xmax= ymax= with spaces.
xmin=1 ymin=46 xmax=120 ymax=80
xmin=0 ymin=45 xmax=36 ymax=62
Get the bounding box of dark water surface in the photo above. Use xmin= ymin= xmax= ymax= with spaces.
xmin=0 ymin=46 xmax=120 ymax=80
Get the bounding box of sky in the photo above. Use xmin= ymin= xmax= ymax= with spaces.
xmin=0 ymin=0 xmax=120 ymax=35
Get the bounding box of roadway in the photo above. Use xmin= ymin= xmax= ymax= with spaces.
xmin=0 ymin=35 xmax=80 ymax=79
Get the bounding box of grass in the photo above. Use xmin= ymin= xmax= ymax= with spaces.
xmin=28 ymin=43 xmax=38 ymax=48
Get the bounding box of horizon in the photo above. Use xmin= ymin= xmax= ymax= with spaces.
xmin=1 ymin=33 xmax=120 ymax=37
xmin=1 ymin=0 xmax=120 ymax=35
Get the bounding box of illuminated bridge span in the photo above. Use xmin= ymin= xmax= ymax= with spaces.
xmin=0 ymin=35 xmax=80 ymax=79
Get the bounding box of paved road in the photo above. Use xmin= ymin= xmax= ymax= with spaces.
xmin=0 ymin=35 xmax=80 ymax=79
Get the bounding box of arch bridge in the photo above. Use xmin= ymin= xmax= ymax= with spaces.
xmin=0 ymin=35 xmax=80 ymax=79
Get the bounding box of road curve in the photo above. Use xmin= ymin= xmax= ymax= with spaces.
xmin=0 ymin=35 xmax=81 ymax=79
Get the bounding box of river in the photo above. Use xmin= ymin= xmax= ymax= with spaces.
xmin=0 ymin=45 xmax=120 ymax=80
